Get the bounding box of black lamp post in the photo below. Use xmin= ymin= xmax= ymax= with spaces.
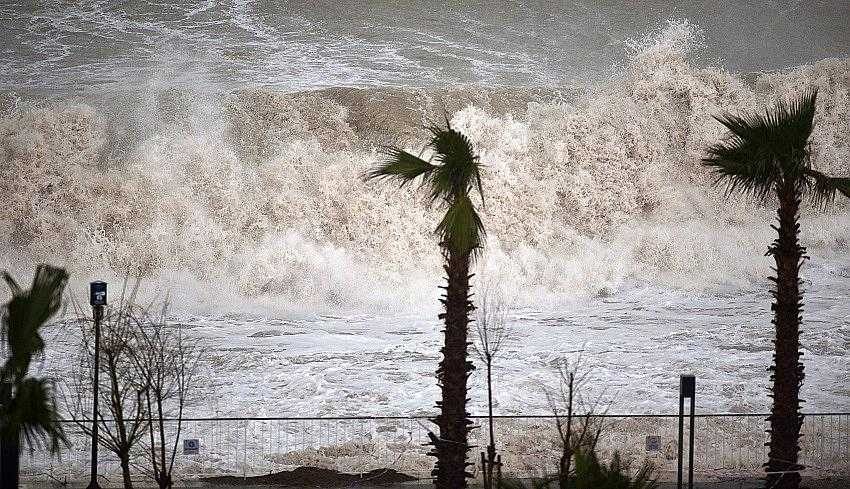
xmin=87 ymin=281 xmax=106 ymax=489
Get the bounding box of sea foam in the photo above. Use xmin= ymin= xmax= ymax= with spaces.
xmin=1 ymin=22 xmax=848 ymax=312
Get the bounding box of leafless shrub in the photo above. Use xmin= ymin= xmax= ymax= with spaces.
xmin=473 ymin=278 xmax=511 ymax=489
xmin=545 ymin=355 xmax=610 ymax=489
xmin=473 ymin=278 xmax=509 ymax=367
xmin=132 ymin=300 xmax=199 ymax=489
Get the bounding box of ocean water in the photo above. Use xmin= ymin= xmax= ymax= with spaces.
xmin=1 ymin=2 xmax=848 ymax=416
xmin=2 ymin=1 xmax=849 ymax=91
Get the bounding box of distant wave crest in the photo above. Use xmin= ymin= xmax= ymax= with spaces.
xmin=2 ymin=22 xmax=849 ymax=310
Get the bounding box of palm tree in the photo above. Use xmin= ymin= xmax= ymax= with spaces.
xmin=364 ymin=122 xmax=485 ymax=489
xmin=703 ymin=89 xmax=850 ymax=489
xmin=1 ymin=264 xmax=69 ymax=488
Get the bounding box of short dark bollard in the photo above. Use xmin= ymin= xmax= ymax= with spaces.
xmin=677 ymin=374 xmax=695 ymax=489
xmin=87 ymin=281 xmax=107 ymax=489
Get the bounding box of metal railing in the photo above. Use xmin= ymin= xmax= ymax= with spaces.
xmin=20 ymin=413 xmax=850 ymax=485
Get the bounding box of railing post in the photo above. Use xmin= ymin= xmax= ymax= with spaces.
xmin=677 ymin=396 xmax=684 ymax=488
xmin=242 ymin=419 xmax=247 ymax=480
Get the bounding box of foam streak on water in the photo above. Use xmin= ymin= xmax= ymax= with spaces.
xmin=36 ymin=270 xmax=850 ymax=416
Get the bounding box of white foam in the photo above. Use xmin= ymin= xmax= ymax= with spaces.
xmin=1 ymin=22 xmax=848 ymax=313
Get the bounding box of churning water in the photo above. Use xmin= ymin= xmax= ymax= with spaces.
xmin=1 ymin=1 xmax=848 ymax=415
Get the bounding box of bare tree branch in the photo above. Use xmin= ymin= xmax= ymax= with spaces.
xmin=61 ymin=280 xmax=150 ymax=489
xmin=131 ymin=300 xmax=199 ymax=489
xmin=472 ymin=278 xmax=509 ymax=365
xmin=545 ymin=354 xmax=610 ymax=489
xmin=471 ymin=277 xmax=512 ymax=489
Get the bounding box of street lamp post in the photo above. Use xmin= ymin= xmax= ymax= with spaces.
xmin=87 ymin=281 xmax=106 ymax=489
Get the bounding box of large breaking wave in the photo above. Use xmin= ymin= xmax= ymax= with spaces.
xmin=2 ymin=22 xmax=848 ymax=311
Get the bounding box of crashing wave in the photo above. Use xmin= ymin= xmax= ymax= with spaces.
xmin=1 ymin=21 xmax=848 ymax=310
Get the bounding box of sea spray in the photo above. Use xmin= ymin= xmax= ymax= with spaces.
xmin=1 ymin=23 xmax=848 ymax=312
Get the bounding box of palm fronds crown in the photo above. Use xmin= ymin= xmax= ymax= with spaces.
xmin=703 ymin=89 xmax=850 ymax=204
xmin=1 ymin=264 xmax=69 ymax=453
xmin=364 ymin=123 xmax=485 ymax=257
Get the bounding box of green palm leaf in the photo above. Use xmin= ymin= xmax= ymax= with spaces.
xmin=704 ymin=88 xmax=850 ymax=209
xmin=435 ymin=194 xmax=485 ymax=257
xmin=2 ymin=378 xmax=67 ymax=453
xmin=427 ymin=125 xmax=484 ymax=205
xmin=2 ymin=266 xmax=67 ymax=380
xmin=1 ymin=264 xmax=69 ymax=454
xmin=364 ymin=122 xmax=486 ymax=258
xmin=703 ymin=89 xmax=818 ymax=199
xmin=804 ymin=169 xmax=850 ymax=206
xmin=363 ymin=147 xmax=437 ymax=186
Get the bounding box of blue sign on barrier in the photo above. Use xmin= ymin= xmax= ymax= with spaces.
xmin=183 ymin=439 xmax=199 ymax=455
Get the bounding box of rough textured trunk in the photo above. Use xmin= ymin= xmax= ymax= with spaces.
xmin=119 ymin=452 xmax=133 ymax=489
xmin=0 ymin=429 xmax=20 ymax=489
xmin=765 ymin=181 xmax=806 ymax=489
xmin=110 ymin=358 xmax=134 ymax=489
xmin=558 ymin=450 xmax=571 ymax=489
xmin=483 ymin=358 xmax=498 ymax=489
xmin=430 ymin=248 xmax=474 ymax=489
xmin=558 ymin=374 xmax=574 ymax=489
xmin=158 ymin=475 xmax=172 ymax=489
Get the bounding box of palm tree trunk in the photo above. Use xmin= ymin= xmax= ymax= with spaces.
xmin=0 ymin=428 xmax=19 ymax=489
xmin=430 ymin=248 xmax=474 ymax=489
xmin=765 ymin=181 xmax=806 ymax=489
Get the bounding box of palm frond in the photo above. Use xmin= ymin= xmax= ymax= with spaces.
xmin=364 ymin=122 xmax=487 ymax=258
xmin=362 ymin=147 xmax=437 ymax=186
xmin=1 ymin=265 xmax=69 ymax=454
xmin=703 ymin=89 xmax=818 ymax=199
xmin=702 ymin=132 xmax=778 ymax=200
xmin=2 ymin=377 xmax=68 ymax=454
xmin=435 ymin=194 xmax=485 ymax=257
xmin=804 ymin=168 xmax=850 ymax=207
xmin=2 ymin=273 xmax=21 ymax=294
xmin=427 ymin=124 xmax=484 ymax=205
xmin=1 ymin=265 xmax=68 ymax=380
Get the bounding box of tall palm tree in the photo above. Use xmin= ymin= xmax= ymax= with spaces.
xmin=364 ymin=122 xmax=485 ymax=489
xmin=703 ymin=89 xmax=850 ymax=489
xmin=1 ymin=265 xmax=69 ymax=488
